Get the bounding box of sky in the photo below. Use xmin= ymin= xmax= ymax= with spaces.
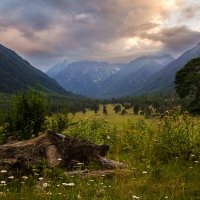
xmin=1 ymin=0 xmax=200 ymax=71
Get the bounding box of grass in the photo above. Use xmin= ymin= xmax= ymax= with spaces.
xmin=0 ymin=105 xmax=200 ymax=199
xmin=70 ymin=104 xmax=153 ymax=128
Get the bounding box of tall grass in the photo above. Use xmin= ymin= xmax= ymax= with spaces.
xmin=0 ymin=106 xmax=199 ymax=199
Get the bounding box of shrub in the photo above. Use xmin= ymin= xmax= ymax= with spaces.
xmin=66 ymin=117 xmax=117 ymax=148
xmin=47 ymin=113 xmax=69 ymax=133
xmin=1 ymin=89 xmax=47 ymax=141
xmin=121 ymin=118 xmax=155 ymax=160
xmin=113 ymin=104 xmax=121 ymax=113
xmin=153 ymin=107 xmax=199 ymax=162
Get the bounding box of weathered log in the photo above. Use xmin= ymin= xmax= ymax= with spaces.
xmin=0 ymin=130 xmax=125 ymax=172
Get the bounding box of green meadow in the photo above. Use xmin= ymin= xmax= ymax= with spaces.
xmin=0 ymin=105 xmax=200 ymax=200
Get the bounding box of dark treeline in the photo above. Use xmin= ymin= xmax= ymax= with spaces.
xmin=0 ymin=90 xmax=196 ymax=126
xmin=0 ymin=92 xmax=101 ymax=125
xmin=49 ymin=95 xmax=101 ymax=115
xmin=99 ymin=91 xmax=194 ymax=116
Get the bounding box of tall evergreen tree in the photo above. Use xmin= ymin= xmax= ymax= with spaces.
xmin=175 ymin=58 xmax=200 ymax=113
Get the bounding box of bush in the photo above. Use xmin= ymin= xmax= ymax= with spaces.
xmin=121 ymin=118 xmax=155 ymax=160
xmin=66 ymin=117 xmax=117 ymax=148
xmin=153 ymin=107 xmax=200 ymax=162
xmin=1 ymin=89 xmax=47 ymax=141
xmin=47 ymin=113 xmax=69 ymax=133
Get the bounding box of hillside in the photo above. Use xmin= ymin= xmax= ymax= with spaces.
xmin=48 ymin=55 xmax=173 ymax=98
xmin=52 ymin=61 xmax=121 ymax=96
xmin=46 ymin=43 xmax=200 ymax=98
xmin=97 ymin=55 xmax=173 ymax=98
xmin=0 ymin=44 xmax=70 ymax=95
xmin=46 ymin=60 xmax=69 ymax=78
xmin=136 ymin=43 xmax=200 ymax=95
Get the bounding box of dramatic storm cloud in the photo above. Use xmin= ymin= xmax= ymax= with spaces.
xmin=0 ymin=0 xmax=200 ymax=70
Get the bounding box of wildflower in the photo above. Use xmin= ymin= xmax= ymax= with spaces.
xmin=0 ymin=170 xmax=7 ymax=173
xmin=22 ymin=176 xmax=28 ymax=180
xmin=34 ymin=173 xmax=39 ymax=176
xmin=57 ymin=184 xmax=60 ymax=187
xmin=191 ymin=154 xmax=195 ymax=157
xmin=8 ymin=176 xmax=14 ymax=179
xmin=142 ymin=171 xmax=148 ymax=174
xmin=62 ymin=182 xmax=75 ymax=186
xmin=21 ymin=182 xmax=25 ymax=184
xmin=58 ymin=158 xmax=62 ymax=161
xmin=194 ymin=161 xmax=199 ymax=163
xmin=38 ymin=177 xmax=44 ymax=181
xmin=89 ymin=179 xmax=94 ymax=182
xmin=132 ymin=195 xmax=140 ymax=199
xmin=77 ymin=162 xmax=84 ymax=165
xmin=58 ymin=193 xmax=62 ymax=195
xmin=107 ymin=136 xmax=110 ymax=139
xmin=165 ymin=196 xmax=168 ymax=199
xmin=0 ymin=181 xmax=6 ymax=184
xmin=46 ymin=192 xmax=52 ymax=195
xmin=43 ymin=183 xmax=48 ymax=187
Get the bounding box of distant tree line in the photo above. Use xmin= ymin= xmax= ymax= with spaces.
xmin=0 ymin=57 xmax=199 ymax=128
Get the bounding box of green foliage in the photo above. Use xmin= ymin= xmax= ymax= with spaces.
xmin=133 ymin=104 xmax=139 ymax=115
xmin=47 ymin=113 xmax=69 ymax=133
xmin=103 ymin=105 xmax=108 ymax=115
xmin=153 ymin=107 xmax=200 ymax=163
xmin=0 ymin=106 xmax=199 ymax=199
xmin=122 ymin=118 xmax=154 ymax=156
xmin=92 ymin=103 xmax=100 ymax=113
xmin=121 ymin=109 xmax=127 ymax=115
xmin=66 ymin=117 xmax=117 ymax=147
xmin=175 ymin=58 xmax=200 ymax=113
xmin=1 ymin=89 xmax=47 ymax=141
xmin=113 ymin=104 xmax=121 ymax=113
xmin=0 ymin=93 xmax=12 ymax=125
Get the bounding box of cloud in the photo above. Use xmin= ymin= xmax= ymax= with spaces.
xmin=142 ymin=26 xmax=200 ymax=55
xmin=0 ymin=0 xmax=200 ymax=70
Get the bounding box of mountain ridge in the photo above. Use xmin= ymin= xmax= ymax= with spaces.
xmin=134 ymin=43 xmax=200 ymax=95
xmin=52 ymin=61 xmax=121 ymax=96
xmin=0 ymin=44 xmax=71 ymax=96
xmin=46 ymin=43 xmax=200 ymax=98
xmin=47 ymin=55 xmax=173 ymax=97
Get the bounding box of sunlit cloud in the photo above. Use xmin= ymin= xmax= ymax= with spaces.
xmin=0 ymin=0 xmax=199 ymax=70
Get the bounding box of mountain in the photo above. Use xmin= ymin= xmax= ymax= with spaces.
xmin=0 ymin=44 xmax=70 ymax=95
xmin=52 ymin=61 xmax=121 ymax=96
xmin=49 ymin=55 xmax=173 ymax=98
xmin=136 ymin=43 xmax=200 ymax=95
xmin=46 ymin=60 xmax=68 ymax=77
xmin=96 ymin=55 xmax=174 ymax=98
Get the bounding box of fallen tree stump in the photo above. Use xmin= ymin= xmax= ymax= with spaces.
xmin=0 ymin=130 xmax=126 ymax=173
